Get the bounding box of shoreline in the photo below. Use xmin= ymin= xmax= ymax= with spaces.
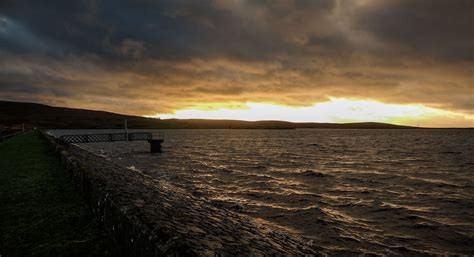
xmin=42 ymin=131 xmax=318 ymax=255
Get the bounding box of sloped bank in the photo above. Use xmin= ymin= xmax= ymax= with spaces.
xmin=42 ymin=132 xmax=318 ymax=256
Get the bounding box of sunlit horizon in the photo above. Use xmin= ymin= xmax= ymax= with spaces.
xmin=157 ymin=98 xmax=474 ymax=128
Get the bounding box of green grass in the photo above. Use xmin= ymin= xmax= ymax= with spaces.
xmin=0 ymin=131 xmax=116 ymax=257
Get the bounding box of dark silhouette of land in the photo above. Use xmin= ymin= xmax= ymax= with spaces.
xmin=0 ymin=101 xmax=415 ymax=129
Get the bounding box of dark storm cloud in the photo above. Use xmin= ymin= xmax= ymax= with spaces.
xmin=0 ymin=0 xmax=473 ymax=118
xmin=349 ymin=0 xmax=474 ymax=61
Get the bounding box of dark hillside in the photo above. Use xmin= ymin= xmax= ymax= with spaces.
xmin=0 ymin=101 xmax=415 ymax=129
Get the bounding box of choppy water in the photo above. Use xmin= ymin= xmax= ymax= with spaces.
xmin=50 ymin=129 xmax=474 ymax=255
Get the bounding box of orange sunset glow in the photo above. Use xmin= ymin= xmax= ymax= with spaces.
xmin=1 ymin=0 xmax=473 ymax=127
xmin=159 ymin=98 xmax=473 ymax=127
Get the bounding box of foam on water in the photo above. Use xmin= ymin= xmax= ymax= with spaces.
xmin=50 ymin=129 xmax=474 ymax=255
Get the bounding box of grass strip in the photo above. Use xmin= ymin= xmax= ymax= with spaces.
xmin=0 ymin=131 xmax=116 ymax=257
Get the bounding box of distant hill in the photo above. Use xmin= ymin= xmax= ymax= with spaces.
xmin=0 ymin=101 xmax=415 ymax=129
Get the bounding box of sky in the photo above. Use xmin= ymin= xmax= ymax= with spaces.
xmin=0 ymin=0 xmax=473 ymax=127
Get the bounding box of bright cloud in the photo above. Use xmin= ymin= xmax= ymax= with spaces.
xmin=159 ymin=98 xmax=474 ymax=127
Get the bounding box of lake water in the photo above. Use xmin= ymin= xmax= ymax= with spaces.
xmin=49 ymin=129 xmax=474 ymax=255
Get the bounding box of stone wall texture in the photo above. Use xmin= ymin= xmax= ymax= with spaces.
xmin=42 ymin=132 xmax=318 ymax=256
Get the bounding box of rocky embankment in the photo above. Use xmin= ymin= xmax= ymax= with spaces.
xmin=43 ymin=132 xmax=318 ymax=256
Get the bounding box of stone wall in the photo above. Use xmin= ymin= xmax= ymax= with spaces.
xmin=42 ymin=132 xmax=318 ymax=256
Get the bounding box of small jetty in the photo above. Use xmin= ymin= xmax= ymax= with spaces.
xmin=58 ymin=132 xmax=164 ymax=152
